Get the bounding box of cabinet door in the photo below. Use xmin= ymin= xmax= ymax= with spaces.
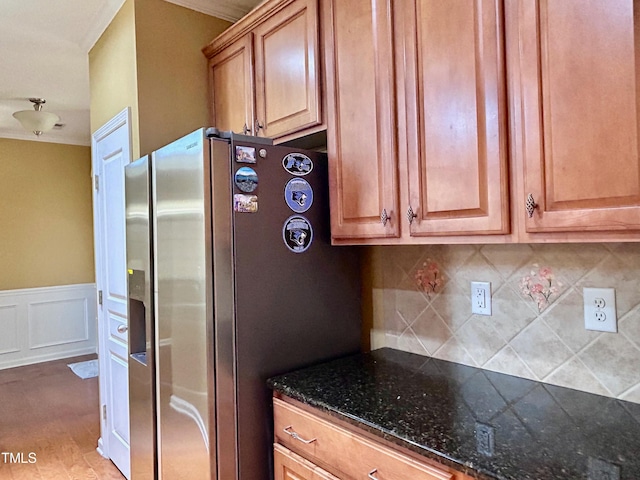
xmin=253 ymin=0 xmax=321 ymax=139
xmin=274 ymin=444 xmax=338 ymax=480
xmin=404 ymin=0 xmax=509 ymax=236
xmin=208 ymin=34 xmax=254 ymax=135
xmin=515 ymin=0 xmax=640 ymax=232
xmin=324 ymin=0 xmax=400 ymax=239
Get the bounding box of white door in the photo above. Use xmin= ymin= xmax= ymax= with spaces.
xmin=92 ymin=108 xmax=132 ymax=479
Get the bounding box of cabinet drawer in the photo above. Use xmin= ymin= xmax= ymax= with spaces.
xmin=274 ymin=398 xmax=453 ymax=480
xmin=274 ymin=443 xmax=339 ymax=480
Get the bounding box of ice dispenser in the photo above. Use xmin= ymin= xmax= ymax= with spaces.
xmin=128 ymin=269 xmax=147 ymax=364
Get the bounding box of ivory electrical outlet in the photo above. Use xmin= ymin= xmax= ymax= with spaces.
xmin=471 ymin=281 xmax=491 ymax=316
xmin=584 ymin=288 xmax=617 ymax=333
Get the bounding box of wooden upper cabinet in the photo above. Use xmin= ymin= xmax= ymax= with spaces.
xmin=204 ymin=0 xmax=323 ymax=141
xmin=514 ymin=0 xmax=640 ymax=233
xmin=208 ymin=35 xmax=254 ymax=135
xmin=403 ymin=0 xmax=510 ymax=236
xmin=253 ymin=0 xmax=321 ymax=138
xmin=324 ymin=0 xmax=400 ymax=239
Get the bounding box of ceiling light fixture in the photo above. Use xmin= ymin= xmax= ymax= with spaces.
xmin=12 ymin=98 xmax=60 ymax=136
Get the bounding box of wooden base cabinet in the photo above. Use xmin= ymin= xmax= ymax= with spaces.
xmin=273 ymin=396 xmax=474 ymax=480
xmin=274 ymin=444 xmax=338 ymax=480
xmin=204 ymin=0 xmax=323 ymax=142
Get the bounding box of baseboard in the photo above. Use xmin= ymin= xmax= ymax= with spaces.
xmin=96 ymin=437 xmax=108 ymax=458
xmin=0 ymin=283 xmax=97 ymax=370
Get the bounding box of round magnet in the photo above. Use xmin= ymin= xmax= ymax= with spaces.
xmin=282 ymin=215 xmax=313 ymax=253
xmin=282 ymin=153 xmax=313 ymax=176
xmin=284 ymin=178 xmax=314 ymax=213
xmin=234 ymin=166 xmax=258 ymax=193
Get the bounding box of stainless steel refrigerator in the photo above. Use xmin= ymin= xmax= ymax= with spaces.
xmin=125 ymin=128 xmax=361 ymax=480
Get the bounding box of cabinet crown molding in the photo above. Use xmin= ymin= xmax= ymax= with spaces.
xmin=203 ymin=0 xmax=299 ymax=57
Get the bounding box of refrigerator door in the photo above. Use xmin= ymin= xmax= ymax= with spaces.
xmin=152 ymin=129 xmax=215 ymax=479
xmin=125 ymin=156 xmax=155 ymax=480
xmin=219 ymin=138 xmax=362 ymax=480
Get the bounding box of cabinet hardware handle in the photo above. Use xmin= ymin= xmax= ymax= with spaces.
xmin=380 ymin=209 xmax=390 ymax=226
xmin=283 ymin=425 xmax=317 ymax=444
xmin=407 ymin=205 xmax=417 ymax=224
xmin=117 ymin=324 xmax=128 ymax=334
xmin=525 ymin=193 xmax=539 ymax=218
xmin=255 ymin=120 xmax=264 ymax=132
xmin=368 ymin=469 xmax=379 ymax=480
xmin=242 ymin=123 xmax=251 ymax=135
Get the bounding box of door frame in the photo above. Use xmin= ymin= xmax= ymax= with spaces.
xmin=91 ymin=107 xmax=132 ymax=462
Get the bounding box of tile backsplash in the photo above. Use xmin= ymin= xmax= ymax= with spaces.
xmin=369 ymin=243 xmax=640 ymax=404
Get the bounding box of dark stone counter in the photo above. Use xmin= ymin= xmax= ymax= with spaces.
xmin=267 ymin=348 xmax=640 ymax=480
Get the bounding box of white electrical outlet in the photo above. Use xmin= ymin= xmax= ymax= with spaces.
xmin=471 ymin=281 xmax=491 ymax=316
xmin=583 ymin=287 xmax=617 ymax=333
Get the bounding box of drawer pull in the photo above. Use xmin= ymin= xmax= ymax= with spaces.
xmin=368 ymin=468 xmax=379 ymax=480
xmin=283 ymin=425 xmax=317 ymax=444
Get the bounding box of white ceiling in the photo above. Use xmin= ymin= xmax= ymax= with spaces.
xmin=0 ymin=0 xmax=261 ymax=146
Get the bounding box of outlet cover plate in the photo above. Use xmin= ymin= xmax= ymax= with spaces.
xmin=584 ymin=287 xmax=617 ymax=333
xmin=471 ymin=281 xmax=491 ymax=316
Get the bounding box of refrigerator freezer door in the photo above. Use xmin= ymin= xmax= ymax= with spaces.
xmin=125 ymin=155 xmax=155 ymax=480
xmin=152 ymin=129 xmax=215 ymax=479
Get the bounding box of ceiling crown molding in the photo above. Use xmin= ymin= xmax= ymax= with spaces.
xmin=78 ymin=0 xmax=126 ymax=52
xmin=165 ymin=0 xmax=252 ymax=22
xmin=0 ymin=129 xmax=90 ymax=147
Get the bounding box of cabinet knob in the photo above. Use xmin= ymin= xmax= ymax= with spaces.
xmin=117 ymin=324 xmax=128 ymax=334
xmin=255 ymin=120 xmax=264 ymax=132
xmin=525 ymin=193 xmax=539 ymax=218
xmin=242 ymin=123 xmax=251 ymax=135
xmin=380 ymin=209 xmax=391 ymax=226
xmin=407 ymin=205 xmax=417 ymax=224
xmin=368 ymin=469 xmax=380 ymax=480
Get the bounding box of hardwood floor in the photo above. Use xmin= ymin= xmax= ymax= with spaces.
xmin=0 ymin=355 xmax=125 ymax=479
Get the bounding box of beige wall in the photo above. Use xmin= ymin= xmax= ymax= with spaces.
xmin=135 ymin=0 xmax=230 ymax=155
xmin=0 ymin=139 xmax=94 ymax=290
xmin=89 ymin=0 xmax=230 ymax=158
xmin=89 ymin=0 xmax=140 ymax=158
xmin=370 ymin=243 xmax=640 ymax=405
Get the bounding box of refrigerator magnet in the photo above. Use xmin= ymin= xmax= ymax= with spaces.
xmin=284 ymin=178 xmax=313 ymax=213
xmin=234 ymin=166 xmax=258 ymax=193
xmin=282 ymin=215 xmax=313 ymax=253
xmin=235 ymin=145 xmax=256 ymax=163
xmin=234 ymin=194 xmax=258 ymax=213
xmin=282 ymin=153 xmax=313 ymax=176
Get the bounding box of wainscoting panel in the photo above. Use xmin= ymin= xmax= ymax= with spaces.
xmin=29 ymin=297 xmax=90 ymax=349
xmin=0 ymin=284 xmax=97 ymax=370
xmin=0 ymin=304 xmax=19 ymax=355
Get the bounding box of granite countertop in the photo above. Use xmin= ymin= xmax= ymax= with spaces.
xmin=267 ymin=348 xmax=640 ymax=480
